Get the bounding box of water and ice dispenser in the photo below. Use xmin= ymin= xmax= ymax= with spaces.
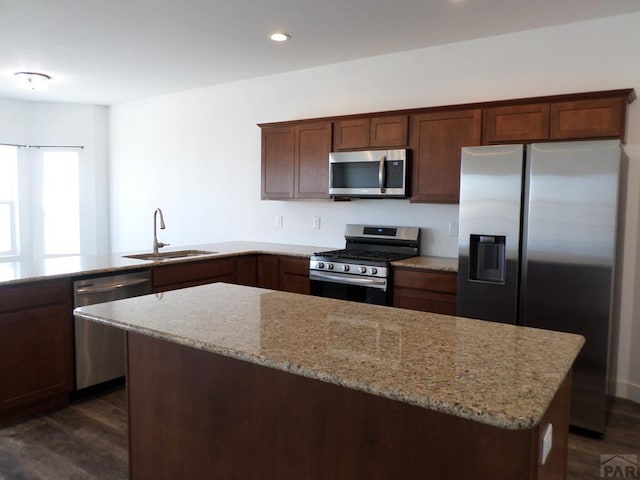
xmin=469 ymin=235 xmax=506 ymax=284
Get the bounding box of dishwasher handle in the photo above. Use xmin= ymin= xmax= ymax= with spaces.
xmin=75 ymin=277 xmax=151 ymax=295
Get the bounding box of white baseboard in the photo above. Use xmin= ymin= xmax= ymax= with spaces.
xmin=614 ymin=379 xmax=640 ymax=403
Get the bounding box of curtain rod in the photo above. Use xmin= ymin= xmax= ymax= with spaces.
xmin=0 ymin=142 xmax=84 ymax=149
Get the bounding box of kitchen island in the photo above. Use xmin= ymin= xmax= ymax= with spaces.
xmin=74 ymin=282 xmax=583 ymax=480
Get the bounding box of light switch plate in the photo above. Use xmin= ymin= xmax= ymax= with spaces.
xmin=448 ymin=221 xmax=459 ymax=236
xmin=313 ymin=217 xmax=321 ymax=230
xmin=275 ymin=215 xmax=283 ymax=228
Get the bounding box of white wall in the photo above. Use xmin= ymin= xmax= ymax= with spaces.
xmin=109 ymin=12 xmax=640 ymax=401
xmin=0 ymin=98 xmax=110 ymax=256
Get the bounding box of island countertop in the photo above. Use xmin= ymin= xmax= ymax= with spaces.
xmin=75 ymin=282 xmax=583 ymax=430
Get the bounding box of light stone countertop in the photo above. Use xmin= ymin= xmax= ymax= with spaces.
xmin=392 ymin=255 xmax=458 ymax=272
xmin=75 ymin=282 xmax=583 ymax=431
xmin=0 ymin=241 xmax=334 ymax=286
xmin=0 ymin=240 xmax=456 ymax=286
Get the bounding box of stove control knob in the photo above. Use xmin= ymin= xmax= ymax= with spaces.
xmin=371 ymin=268 xmax=378 ymax=275
xmin=327 ymin=263 xmax=334 ymax=270
xmin=317 ymin=262 xmax=325 ymax=269
xmin=359 ymin=266 xmax=367 ymax=274
xmin=342 ymin=265 xmax=350 ymax=272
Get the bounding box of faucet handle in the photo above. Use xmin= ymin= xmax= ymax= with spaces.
xmin=158 ymin=242 xmax=170 ymax=249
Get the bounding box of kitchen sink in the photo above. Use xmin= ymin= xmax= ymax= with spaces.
xmin=124 ymin=249 xmax=218 ymax=261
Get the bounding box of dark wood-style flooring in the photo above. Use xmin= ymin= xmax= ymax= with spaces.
xmin=1 ymin=388 xmax=638 ymax=479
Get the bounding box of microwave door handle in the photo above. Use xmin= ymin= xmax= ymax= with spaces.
xmin=379 ymin=155 xmax=386 ymax=193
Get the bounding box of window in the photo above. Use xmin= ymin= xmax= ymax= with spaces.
xmin=0 ymin=145 xmax=83 ymax=261
xmin=0 ymin=146 xmax=19 ymax=256
xmin=41 ymin=150 xmax=81 ymax=256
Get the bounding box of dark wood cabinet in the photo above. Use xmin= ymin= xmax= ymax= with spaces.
xmin=261 ymin=122 xmax=331 ymax=200
xmin=261 ymin=89 xmax=634 ymax=204
xmin=153 ymin=258 xmax=236 ymax=292
xmin=279 ymin=256 xmax=310 ymax=294
xmin=234 ymin=255 xmax=257 ymax=287
xmin=261 ymin=126 xmax=295 ymax=199
xmin=0 ymin=279 xmax=73 ymax=423
xmin=257 ymin=255 xmax=279 ymax=290
xmin=483 ymin=103 xmax=550 ymax=144
xmin=410 ymin=109 xmax=481 ymax=204
xmin=257 ymin=255 xmax=310 ymax=294
xmin=393 ymin=268 xmax=457 ymax=315
xmin=549 ymin=97 xmax=625 ymax=140
xmin=333 ymin=115 xmax=408 ymax=150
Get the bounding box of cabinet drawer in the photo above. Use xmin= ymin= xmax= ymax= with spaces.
xmin=279 ymin=256 xmax=309 ymax=276
xmin=393 ymin=288 xmax=457 ymax=316
xmin=153 ymin=258 xmax=236 ymax=289
xmin=0 ymin=279 xmax=71 ymax=313
xmin=393 ymin=269 xmax=457 ymax=294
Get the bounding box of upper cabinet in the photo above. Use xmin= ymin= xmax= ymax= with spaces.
xmin=410 ymin=109 xmax=482 ymax=204
xmin=261 ymin=121 xmax=332 ymax=200
xmin=259 ymin=88 xmax=634 ymax=203
xmin=483 ymin=91 xmax=632 ymax=145
xmin=549 ymin=97 xmax=625 ymax=140
xmin=483 ymin=104 xmax=550 ymax=143
xmin=333 ymin=115 xmax=408 ymax=150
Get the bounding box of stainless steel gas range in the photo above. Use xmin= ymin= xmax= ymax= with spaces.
xmin=309 ymin=224 xmax=420 ymax=305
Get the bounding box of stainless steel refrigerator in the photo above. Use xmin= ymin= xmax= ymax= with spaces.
xmin=457 ymin=140 xmax=622 ymax=434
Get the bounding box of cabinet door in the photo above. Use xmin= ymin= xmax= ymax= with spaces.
xmin=333 ymin=118 xmax=370 ymax=150
xmin=411 ymin=109 xmax=481 ymax=204
xmin=483 ymin=104 xmax=550 ymax=144
xmin=0 ymin=304 xmax=73 ymax=413
xmin=234 ymin=255 xmax=257 ymax=287
xmin=279 ymin=256 xmax=310 ymax=294
xmin=295 ymin=122 xmax=331 ymax=199
xmin=262 ymin=126 xmax=295 ymax=200
xmin=257 ymin=255 xmax=279 ymax=290
xmin=549 ymin=97 xmax=624 ymax=140
xmin=370 ymin=115 xmax=409 ymax=147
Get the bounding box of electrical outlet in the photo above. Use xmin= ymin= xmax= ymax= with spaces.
xmin=275 ymin=215 xmax=283 ymax=228
xmin=313 ymin=216 xmax=321 ymax=230
xmin=448 ymin=221 xmax=459 ymax=236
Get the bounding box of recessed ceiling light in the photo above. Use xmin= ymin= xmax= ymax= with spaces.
xmin=14 ymin=72 xmax=51 ymax=91
xmin=269 ymin=32 xmax=291 ymax=42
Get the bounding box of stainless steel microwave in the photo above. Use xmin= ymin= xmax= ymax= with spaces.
xmin=328 ymin=149 xmax=408 ymax=198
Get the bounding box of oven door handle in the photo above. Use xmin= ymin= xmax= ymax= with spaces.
xmin=310 ymin=271 xmax=387 ymax=291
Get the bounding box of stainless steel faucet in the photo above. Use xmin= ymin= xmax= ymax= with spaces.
xmin=153 ymin=208 xmax=169 ymax=255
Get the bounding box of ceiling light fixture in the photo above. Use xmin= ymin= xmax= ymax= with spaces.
xmin=269 ymin=32 xmax=291 ymax=42
xmin=14 ymin=71 xmax=51 ymax=91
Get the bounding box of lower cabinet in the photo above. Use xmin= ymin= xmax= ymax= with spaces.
xmin=258 ymin=255 xmax=310 ymax=294
xmin=0 ymin=279 xmax=73 ymax=423
xmin=393 ymin=268 xmax=457 ymax=315
xmin=279 ymin=256 xmax=310 ymax=295
xmin=153 ymin=257 xmax=237 ymax=292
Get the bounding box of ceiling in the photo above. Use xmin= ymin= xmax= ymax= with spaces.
xmin=1 ymin=0 xmax=640 ymax=106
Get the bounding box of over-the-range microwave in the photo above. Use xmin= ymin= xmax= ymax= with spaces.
xmin=328 ymin=148 xmax=408 ymax=198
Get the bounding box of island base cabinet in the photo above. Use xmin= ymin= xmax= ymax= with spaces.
xmin=126 ymin=332 xmax=571 ymax=480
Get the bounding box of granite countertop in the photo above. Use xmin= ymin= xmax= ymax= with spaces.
xmin=0 ymin=241 xmax=333 ymax=286
xmin=0 ymin=240 xmax=457 ymax=286
xmin=75 ymin=282 xmax=583 ymax=431
xmin=392 ymin=255 xmax=458 ymax=272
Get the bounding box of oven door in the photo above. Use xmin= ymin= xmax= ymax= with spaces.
xmin=309 ymin=270 xmax=390 ymax=306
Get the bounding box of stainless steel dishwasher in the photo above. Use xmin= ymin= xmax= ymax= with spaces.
xmin=73 ymin=270 xmax=152 ymax=390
